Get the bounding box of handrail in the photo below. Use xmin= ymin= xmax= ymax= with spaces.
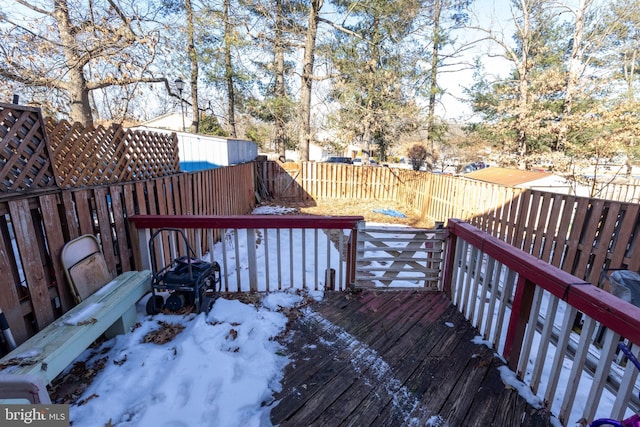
xmin=445 ymin=218 xmax=640 ymax=346
xmin=444 ymin=218 xmax=640 ymax=425
xmin=129 ymin=214 xmax=364 ymax=292
xmin=129 ymin=214 xmax=364 ymax=230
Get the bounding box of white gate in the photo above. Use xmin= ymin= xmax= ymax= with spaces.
xmin=355 ymin=225 xmax=445 ymax=289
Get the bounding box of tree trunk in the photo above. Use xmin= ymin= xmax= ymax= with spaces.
xmin=224 ymin=0 xmax=237 ymax=138
xmin=54 ymin=0 xmax=93 ymax=125
xmin=185 ymin=0 xmax=199 ymax=133
xmin=559 ymin=0 xmax=591 ymax=150
xmin=274 ymin=0 xmax=286 ymax=157
xmin=427 ymin=0 xmax=441 ymax=152
xmin=517 ymin=75 xmax=529 ymax=161
xmin=515 ymin=0 xmax=531 ymax=164
xmin=623 ymin=48 xmax=637 ymax=102
xmin=68 ymin=69 xmax=93 ymax=126
xmin=298 ymin=0 xmax=322 ymax=161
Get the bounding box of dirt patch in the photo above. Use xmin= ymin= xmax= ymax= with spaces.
xmin=141 ymin=321 xmax=185 ymax=345
xmin=261 ymin=198 xmax=434 ymax=228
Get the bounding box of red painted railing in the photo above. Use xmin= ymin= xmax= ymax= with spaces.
xmin=444 ymin=218 xmax=640 ymax=424
xmin=129 ymin=215 xmax=364 ymax=292
xmin=128 ymin=214 xmax=640 ymax=424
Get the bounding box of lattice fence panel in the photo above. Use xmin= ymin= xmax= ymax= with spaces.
xmin=0 ymin=103 xmax=57 ymax=192
xmin=46 ymin=117 xmax=180 ymax=187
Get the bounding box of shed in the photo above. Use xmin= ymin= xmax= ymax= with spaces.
xmin=135 ymin=115 xmax=258 ymax=171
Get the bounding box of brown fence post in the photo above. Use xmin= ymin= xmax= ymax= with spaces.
xmin=346 ymin=222 xmax=362 ymax=289
xmin=442 ymin=223 xmax=458 ymax=298
xmin=503 ymin=276 xmax=536 ymax=371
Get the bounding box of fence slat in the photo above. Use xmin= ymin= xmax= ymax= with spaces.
xmin=39 ymin=193 xmax=75 ymax=312
xmin=0 ymin=222 xmax=29 ymax=343
xmin=8 ymin=199 xmax=55 ymax=330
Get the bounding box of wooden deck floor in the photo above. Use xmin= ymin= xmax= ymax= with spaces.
xmin=271 ymin=290 xmax=551 ymax=427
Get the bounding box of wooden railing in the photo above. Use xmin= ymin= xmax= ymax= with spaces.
xmin=444 ymin=219 xmax=640 ymax=425
xmin=129 ymin=215 xmax=364 ymax=292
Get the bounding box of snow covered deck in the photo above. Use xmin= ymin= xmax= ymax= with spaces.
xmin=271 ymin=289 xmax=550 ymax=426
xmin=128 ymin=213 xmax=640 ymax=425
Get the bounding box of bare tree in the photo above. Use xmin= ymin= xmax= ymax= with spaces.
xmin=223 ymin=0 xmax=238 ymax=138
xmin=0 ymin=0 xmax=169 ymax=125
xmin=185 ymin=0 xmax=200 ymax=133
xmin=298 ymin=0 xmax=323 ymax=161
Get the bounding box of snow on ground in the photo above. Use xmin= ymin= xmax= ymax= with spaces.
xmin=68 ymin=290 xmax=317 ymax=427
xmin=59 ymin=204 xmax=619 ymax=426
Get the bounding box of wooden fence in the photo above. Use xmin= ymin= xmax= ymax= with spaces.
xmin=45 ymin=117 xmax=179 ymax=188
xmin=256 ymin=160 xmax=420 ymax=202
xmin=594 ymin=180 xmax=640 ymax=203
xmin=0 ymin=136 xmax=637 ymax=352
xmin=0 ymin=164 xmax=255 ymax=351
xmin=1 ymin=102 xmax=179 ymax=191
xmin=260 ymin=161 xmax=640 ymax=290
xmin=0 ymin=104 xmax=57 ymax=193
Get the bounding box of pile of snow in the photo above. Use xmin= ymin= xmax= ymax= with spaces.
xmin=67 ymin=290 xmax=317 ymax=427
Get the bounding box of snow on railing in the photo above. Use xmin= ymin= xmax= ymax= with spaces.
xmin=129 ymin=215 xmax=364 ymax=292
xmin=444 ymin=219 xmax=640 ymax=426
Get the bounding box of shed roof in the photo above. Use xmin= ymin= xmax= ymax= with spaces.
xmin=464 ymin=167 xmax=552 ymax=186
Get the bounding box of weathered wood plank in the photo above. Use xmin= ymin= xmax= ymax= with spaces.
xmin=94 ymin=187 xmax=116 ymax=275
xmin=587 ymin=202 xmax=621 ymax=285
xmin=8 ymin=199 xmax=55 ymax=330
xmin=271 ymin=291 xmax=549 ymax=426
xmin=539 ymin=193 xmax=560 ymax=263
xmin=320 ymin=296 xmax=452 ymax=426
xmin=39 ymin=193 xmax=74 ymax=313
xmin=0 ymin=270 xmax=151 ymax=384
xmin=0 ymin=222 xmax=29 ymax=344
xmin=73 ymin=190 xmax=94 ymax=236
xmin=109 ymin=185 xmax=131 ymax=272
xmin=60 ymin=191 xmax=80 ymax=240
xmin=270 ymin=292 xmax=410 ymax=419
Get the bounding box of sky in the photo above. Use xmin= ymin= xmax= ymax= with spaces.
xmin=435 ymin=0 xmax=518 ymax=122
xmin=32 ymin=204 xmax=623 ymax=427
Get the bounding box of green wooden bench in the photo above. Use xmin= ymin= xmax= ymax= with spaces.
xmin=0 ymin=270 xmax=151 ymax=386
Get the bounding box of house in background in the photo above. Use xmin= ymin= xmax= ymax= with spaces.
xmin=284 ymin=141 xmax=329 ymax=162
xmin=139 ymin=112 xmax=190 ymax=132
xmin=135 ymin=113 xmax=258 ymax=171
xmin=463 ymin=166 xmax=590 ymax=196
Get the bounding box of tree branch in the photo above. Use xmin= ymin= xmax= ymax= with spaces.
xmin=318 ymin=17 xmax=369 ymax=43
xmin=13 ymin=0 xmax=53 ymax=16
xmin=87 ymin=76 xmax=167 ymax=91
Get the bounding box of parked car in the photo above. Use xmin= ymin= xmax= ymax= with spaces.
xmin=460 ymin=161 xmax=489 ymax=174
xmin=325 ymin=156 xmax=353 ymax=164
xmin=352 ymin=158 xmax=378 ymax=166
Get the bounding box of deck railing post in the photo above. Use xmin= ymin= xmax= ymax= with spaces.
xmin=346 ymin=229 xmax=355 ymax=288
xmin=442 ymin=222 xmax=458 ymax=298
xmin=503 ymin=276 xmax=536 ymax=370
xmin=346 ymin=221 xmax=364 ymax=288
xmin=246 ymin=228 xmax=258 ymax=292
xmin=135 ymin=226 xmax=152 ymax=271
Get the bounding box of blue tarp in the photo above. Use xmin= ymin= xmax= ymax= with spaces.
xmin=372 ymin=208 xmax=407 ymax=218
xmin=180 ymin=161 xmax=221 ymax=172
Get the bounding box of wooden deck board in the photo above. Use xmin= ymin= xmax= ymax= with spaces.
xmin=271 ymin=290 xmax=551 ymax=426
